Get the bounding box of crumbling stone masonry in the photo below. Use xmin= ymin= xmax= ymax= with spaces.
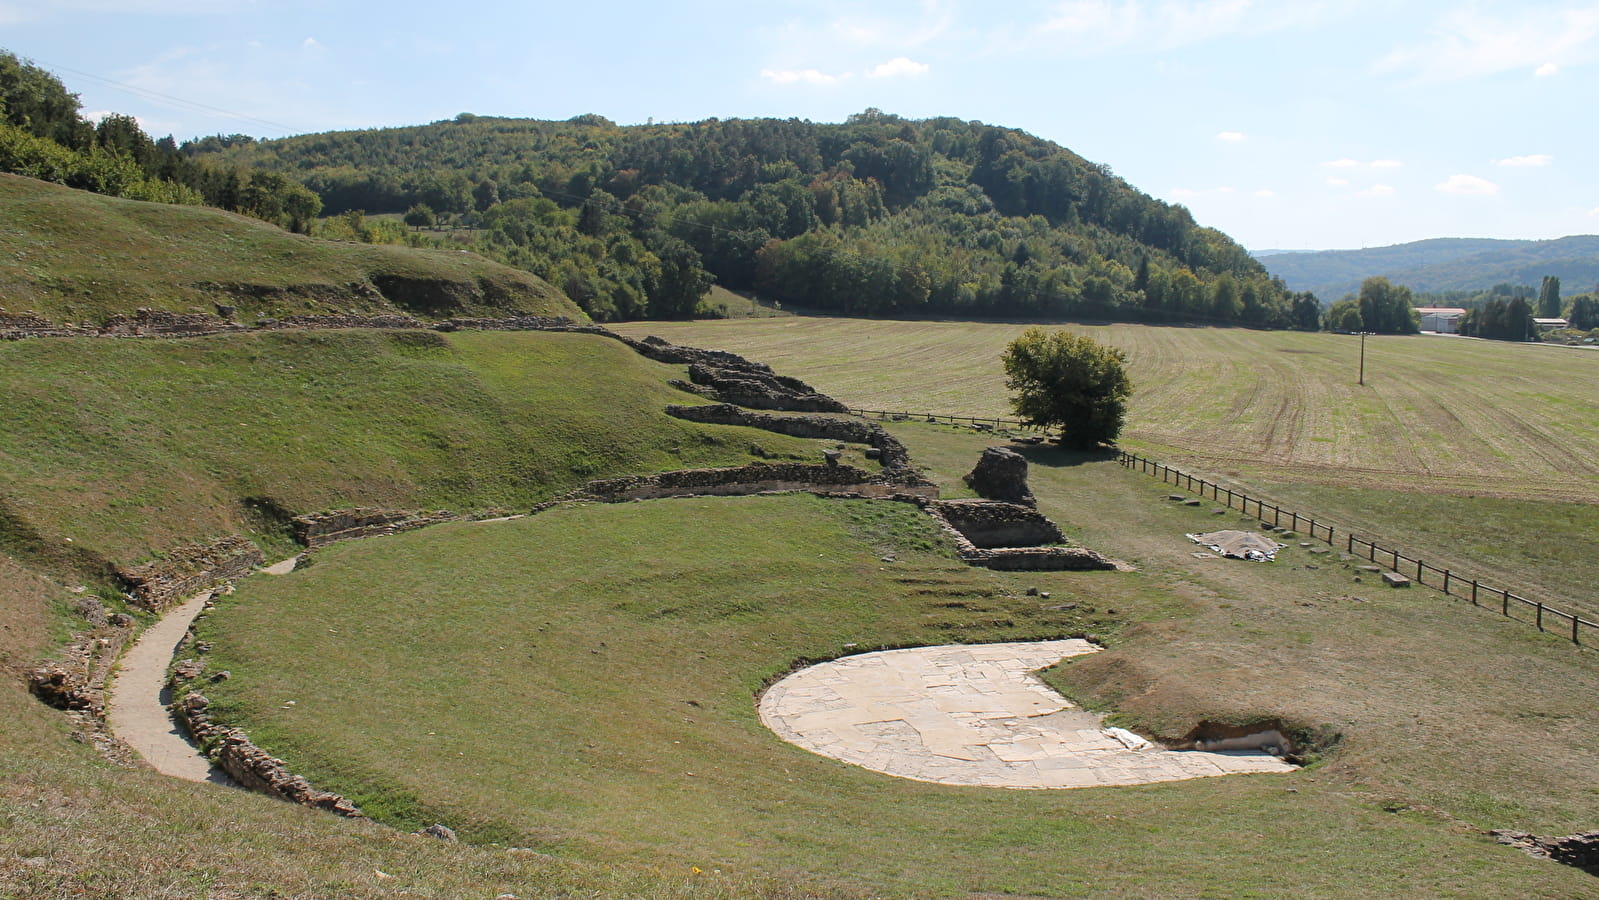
xmin=291 ymin=508 xmax=460 ymax=549
xmin=665 ymin=404 xmax=914 ymax=471
xmin=925 ymin=500 xmax=1116 ymax=572
xmin=965 ymin=446 xmax=1037 ymax=507
xmin=931 ymin=499 xmax=1063 ymax=549
xmin=580 ymin=462 xmax=938 ymax=503
xmin=117 ymin=536 xmax=264 ymax=612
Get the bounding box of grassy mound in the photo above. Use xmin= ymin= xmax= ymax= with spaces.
xmin=0 ymin=174 xmax=579 ymax=323
xmin=192 ymin=461 xmax=1599 ymax=896
xmin=0 ymin=329 xmax=820 ymax=577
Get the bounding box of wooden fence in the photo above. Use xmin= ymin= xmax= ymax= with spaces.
xmin=1117 ymin=451 xmax=1596 ymax=646
xmin=847 ymin=408 xmax=1049 ymax=433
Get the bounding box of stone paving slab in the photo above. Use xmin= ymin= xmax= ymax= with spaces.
xmin=759 ymin=640 xmax=1293 ymax=789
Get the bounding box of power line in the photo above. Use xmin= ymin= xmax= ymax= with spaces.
xmin=31 ymin=57 xmax=297 ymax=135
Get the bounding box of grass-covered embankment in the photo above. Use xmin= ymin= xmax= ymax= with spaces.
xmin=193 ymin=433 xmax=1599 ymax=897
xmin=0 ymin=174 xmax=579 ymax=323
xmin=0 ymin=328 xmax=820 ymax=577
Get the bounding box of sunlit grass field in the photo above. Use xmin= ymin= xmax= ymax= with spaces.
xmin=614 ymin=317 xmax=1599 ymax=620
xmin=195 ymin=432 xmax=1599 ymax=897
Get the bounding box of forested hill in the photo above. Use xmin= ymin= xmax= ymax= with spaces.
xmin=194 ymin=112 xmax=1314 ymax=327
xmin=1260 ymin=236 xmax=1599 ymax=299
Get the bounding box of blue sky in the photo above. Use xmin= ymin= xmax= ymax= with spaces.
xmin=5 ymin=0 xmax=1597 ymax=251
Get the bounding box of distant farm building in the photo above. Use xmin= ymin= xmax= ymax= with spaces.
xmin=1416 ymin=307 xmax=1466 ymax=334
xmin=1534 ymin=317 xmax=1569 ymax=332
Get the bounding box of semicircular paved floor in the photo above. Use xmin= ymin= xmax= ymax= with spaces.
xmin=759 ymin=640 xmax=1293 ymax=789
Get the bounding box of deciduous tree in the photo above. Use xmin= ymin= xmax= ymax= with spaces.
xmin=1001 ymin=328 xmax=1132 ymax=449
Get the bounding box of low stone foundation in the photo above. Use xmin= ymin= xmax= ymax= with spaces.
xmin=291 ymin=508 xmax=461 ymax=549
xmin=665 ymin=404 xmax=915 ymax=471
xmin=931 ymin=499 xmax=1063 ymax=549
xmin=117 ymin=536 xmax=264 ymax=612
xmin=580 ymin=462 xmax=938 ymax=503
xmin=924 ymin=501 xmax=1116 ymax=572
xmin=176 ymin=688 xmax=363 ymax=817
xmin=1492 ymin=830 xmax=1599 ymax=874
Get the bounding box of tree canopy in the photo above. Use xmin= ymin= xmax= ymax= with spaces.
xmin=195 ymin=112 xmax=1298 ymax=325
xmin=1001 ymin=328 xmax=1132 ymax=449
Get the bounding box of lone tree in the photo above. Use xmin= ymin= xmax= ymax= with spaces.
xmin=1001 ymin=327 xmax=1132 ymax=449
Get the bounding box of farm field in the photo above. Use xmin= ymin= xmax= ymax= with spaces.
xmin=614 ymin=317 xmax=1599 ymax=621
xmin=611 ymin=318 xmax=1599 ymax=503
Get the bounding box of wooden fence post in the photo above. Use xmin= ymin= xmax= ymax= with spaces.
xmin=1502 ymin=589 xmax=1510 ymax=616
xmin=1536 ymin=602 xmax=1544 ymax=631
xmin=1443 ymin=569 xmax=1451 ymax=595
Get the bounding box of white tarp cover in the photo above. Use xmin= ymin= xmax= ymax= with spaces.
xmin=1187 ymin=530 xmax=1287 ymax=562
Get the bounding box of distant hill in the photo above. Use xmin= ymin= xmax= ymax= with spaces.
xmin=192 ymin=112 xmax=1306 ymax=327
xmin=1256 ymin=236 xmax=1599 ymax=299
xmin=0 ymin=174 xmax=581 ymax=324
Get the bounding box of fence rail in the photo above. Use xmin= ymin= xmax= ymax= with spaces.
xmin=847 ymin=408 xmax=1050 ymax=433
xmin=1116 ymin=451 xmax=1596 ymax=646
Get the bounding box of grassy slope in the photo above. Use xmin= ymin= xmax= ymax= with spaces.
xmin=612 ymin=318 xmax=1599 ymax=619
xmin=0 ymin=174 xmax=578 ymax=323
xmin=195 ymin=447 xmax=1597 ymax=898
xmin=0 ymin=329 xmax=820 ymax=575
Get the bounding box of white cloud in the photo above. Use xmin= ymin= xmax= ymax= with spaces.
xmin=1590 ymin=206 xmax=1599 ymax=217
xmin=1359 ymin=184 xmax=1396 ymax=197
xmin=1370 ymin=159 xmax=1403 ymax=169
xmin=1436 ymin=174 xmax=1500 ymax=195
xmin=1326 ymin=178 xmax=1350 ymax=187
xmin=1378 ymin=7 xmax=1599 ymax=82
xmin=761 ymin=68 xmax=848 ymax=86
xmin=1216 ymin=186 xmax=1235 ymax=194
xmin=302 ymin=37 xmax=324 ymax=52
xmin=1216 ymin=130 xmax=1246 ymax=142
xmin=1326 ymin=158 xmax=1360 ymax=168
xmin=1255 ymin=189 xmax=1277 ymax=198
xmin=1496 ymin=154 xmax=1553 ymax=167
xmin=867 ymin=57 xmax=931 ymax=78
xmin=1169 ymin=187 xmax=1201 ymax=200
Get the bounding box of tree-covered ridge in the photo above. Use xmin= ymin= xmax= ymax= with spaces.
xmin=0 ymin=50 xmax=323 ymax=232
xmin=201 ymin=110 xmax=1300 ymax=325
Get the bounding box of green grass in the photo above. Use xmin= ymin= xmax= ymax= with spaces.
xmin=610 ymin=318 xmax=1599 ymax=503
xmin=0 ymin=329 xmax=821 ymax=575
xmin=194 ymin=457 xmax=1599 ymax=897
xmin=613 ymin=316 xmax=1599 ymax=619
xmin=0 ymin=174 xmax=579 ymax=323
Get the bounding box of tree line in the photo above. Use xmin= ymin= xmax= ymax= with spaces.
xmin=197 ymin=108 xmax=1309 ymax=325
xmin=0 ymin=50 xmax=322 ymax=232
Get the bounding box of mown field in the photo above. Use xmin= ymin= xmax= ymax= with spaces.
xmin=614 ymin=317 xmax=1599 ymax=621
xmin=193 ymin=427 xmax=1599 ymax=898
xmin=612 ymin=318 xmax=1599 ymax=502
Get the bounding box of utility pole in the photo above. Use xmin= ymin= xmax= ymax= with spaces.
xmin=1358 ymin=331 xmax=1367 ymax=386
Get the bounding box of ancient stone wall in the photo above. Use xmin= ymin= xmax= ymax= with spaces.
xmin=931 ymin=500 xmax=1064 ymax=549
xmin=117 ymin=536 xmax=264 ymax=612
xmin=291 ymin=508 xmax=460 ymax=549
xmin=177 ymin=690 xmax=362 ymax=816
xmin=100 ymin=308 xmax=249 ymax=337
xmin=686 ymin=363 xmax=849 ymax=414
xmin=580 ymin=463 xmax=938 ymax=503
xmin=0 ymin=311 xmax=91 ymax=340
xmin=924 ymin=501 xmax=1116 ymax=572
xmin=665 ymin=404 xmax=915 ymax=472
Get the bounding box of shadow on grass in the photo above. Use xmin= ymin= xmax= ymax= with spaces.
xmin=1006 ymin=443 xmax=1120 ymax=469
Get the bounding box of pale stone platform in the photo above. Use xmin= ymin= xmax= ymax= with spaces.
xmin=759 ymin=640 xmax=1293 ymax=789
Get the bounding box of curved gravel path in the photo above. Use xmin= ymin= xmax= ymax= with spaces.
xmin=106 ymin=592 xmax=230 ymax=784
xmin=108 ymin=557 xmax=296 ymax=784
xmin=759 ymin=640 xmax=1294 ymax=789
